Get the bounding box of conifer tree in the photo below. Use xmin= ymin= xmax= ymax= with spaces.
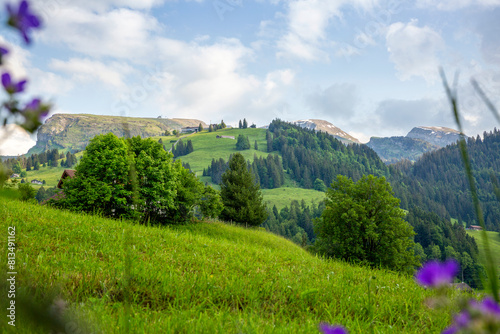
xmin=198 ymin=123 xmax=203 ymax=132
xmin=238 ymin=120 xmax=242 ymax=129
xmin=243 ymin=118 xmax=248 ymax=129
xmin=220 ymin=153 xmax=267 ymax=226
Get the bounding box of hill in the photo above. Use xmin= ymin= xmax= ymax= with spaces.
xmin=293 ymin=119 xmax=360 ymax=144
xmin=367 ymin=126 xmax=461 ymax=163
xmin=27 ymin=114 xmax=207 ymax=155
xmin=0 ymin=194 xmax=454 ymax=333
xmin=467 ymin=230 xmax=500 ymax=276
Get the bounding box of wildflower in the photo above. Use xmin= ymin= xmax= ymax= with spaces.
xmin=20 ymin=97 xmax=51 ymax=133
xmin=415 ymin=260 xmax=459 ymax=287
xmin=319 ymin=323 xmax=348 ymax=334
xmin=2 ymin=72 xmax=27 ymax=94
xmin=6 ymin=0 xmax=41 ymax=44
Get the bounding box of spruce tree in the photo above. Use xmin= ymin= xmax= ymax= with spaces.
xmin=220 ymin=153 xmax=267 ymax=226
xmin=239 ymin=120 xmax=242 ymax=129
xmin=243 ymin=118 xmax=248 ymax=129
xmin=198 ymin=123 xmax=203 ymax=132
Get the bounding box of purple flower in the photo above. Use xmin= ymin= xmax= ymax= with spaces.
xmin=415 ymin=260 xmax=459 ymax=287
xmin=2 ymin=72 xmax=27 ymax=94
xmin=471 ymin=297 xmax=500 ymax=316
xmin=6 ymin=0 xmax=41 ymax=44
xmin=441 ymin=325 xmax=458 ymax=334
xmin=0 ymin=46 xmax=8 ymax=65
xmin=454 ymin=311 xmax=470 ymax=327
xmin=319 ymin=323 xmax=348 ymax=334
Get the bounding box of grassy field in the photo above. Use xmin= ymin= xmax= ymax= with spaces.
xmin=0 ymin=194 xmax=461 ymax=333
xmin=261 ymin=187 xmax=325 ymax=210
xmin=153 ymin=128 xmax=269 ymax=176
xmin=467 ymin=230 xmax=500 ymax=273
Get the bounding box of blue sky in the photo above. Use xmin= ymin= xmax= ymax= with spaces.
xmin=1 ymin=0 xmax=500 ymax=154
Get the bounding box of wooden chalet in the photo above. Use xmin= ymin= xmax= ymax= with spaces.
xmin=57 ymin=169 xmax=76 ymax=189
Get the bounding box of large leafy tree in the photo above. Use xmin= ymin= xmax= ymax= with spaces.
xmin=220 ymin=153 xmax=267 ymax=226
xmin=55 ymin=133 xmax=134 ymax=217
xmin=314 ymin=175 xmax=419 ymax=274
xmin=53 ymin=133 xmax=221 ymax=224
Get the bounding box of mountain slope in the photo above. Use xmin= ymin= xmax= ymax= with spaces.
xmin=0 ymin=194 xmax=451 ymax=333
xmin=293 ymin=119 xmax=360 ymax=144
xmin=407 ymin=126 xmax=461 ymax=147
xmin=28 ymin=114 xmax=207 ymax=154
xmin=367 ymin=126 xmax=461 ymax=162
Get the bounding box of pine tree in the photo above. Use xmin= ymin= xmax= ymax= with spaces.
xmin=239 ymin=120 xmax=242 ymax=129
xmin=209 ymin=124 xmax=214 ymax=132
xmin=243 ymin=118 xmax=248 ymax=129
xmin=198 ymin=123 xmax=203 ymax=132
xmin=221 ymin=120 xmax=226 ymax=128
xmin=254 ymin=140 xmax=258 ymax=150
xmin=220 ymin=153 xmax=267 ymax=226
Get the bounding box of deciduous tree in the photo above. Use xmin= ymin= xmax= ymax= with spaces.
xmin=314 ymin=175 xmax=419 ymax=273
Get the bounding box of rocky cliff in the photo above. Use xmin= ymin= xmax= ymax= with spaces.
xmin=28 ymin=114 xmax=207 ymax=154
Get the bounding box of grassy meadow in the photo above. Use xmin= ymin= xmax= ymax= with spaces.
xmin=467 ymin=230 xmax=500 ymax=275
xmin=0 ymin=193 xmax=461 ymax=333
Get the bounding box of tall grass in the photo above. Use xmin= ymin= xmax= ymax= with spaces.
xmin=0 ymin=197 xmax=460 ymax=333
xmin=441 ymin=69 xmax=499 ymax=301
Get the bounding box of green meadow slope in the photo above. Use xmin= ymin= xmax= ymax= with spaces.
xmin=0 ymin=195 xmax=457 ymax=333
xmin=467 ymin=230 xmax=500 ymax=275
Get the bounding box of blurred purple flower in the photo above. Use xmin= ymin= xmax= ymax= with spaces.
xmin=454 ymin=311 xmax=470 ymax=327
xmin=6 ymin=0 xmax=41 ymax=44
xmin=441 ymin=325 xmax=458 ymax=334
xmin=2 ymin=72 xmax=27 ymax=94
xmin=415 ymin=260 xmax=459 ymax=287
xmin=319 ymin=323 xmax=348 ymax=334
xmin=471 ymin=297 xmax=500 ymax=316
xmin=0 ymin=46 xmax=8 ymax=65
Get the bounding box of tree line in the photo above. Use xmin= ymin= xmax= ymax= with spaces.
xmin=203 ymin=153 xmax=284 ymax=189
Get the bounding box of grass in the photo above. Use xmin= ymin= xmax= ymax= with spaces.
xmin=467 ymin=230 xmax=500 ymax=274
xmin=0 ymin=195 xmax=460 ymax=333
xmin=153 ymin=128 xmax=269 ymax=177
xmin=261 ymin=187 xmax=325 ymax=210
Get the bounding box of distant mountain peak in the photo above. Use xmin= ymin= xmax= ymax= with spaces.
xmin=293 ymin=119 xmax=360 ymax=143
xmin=407 ymin=126 xmax=462 ymax=147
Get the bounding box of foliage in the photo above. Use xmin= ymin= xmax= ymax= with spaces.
xmin=406 ymin=207 xmax=483 ymax=287
xmin=18 ymin=182 xmax=35 ymax=201
xmin=390 ymin=128 xmax=500 ymax=231
xmin=220 ymin=153 xmax=267 ymax=226
xmin=199 ymin=185 xmax=224 ymax=219
xmin=236 ymin=134 xmax=250 ymax=150
xmin=314 ymin=175 xmax=419 ymax=274
xmin=172 ymin=139 xmax=194 ymax=158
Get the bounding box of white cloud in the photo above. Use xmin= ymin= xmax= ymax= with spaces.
xmin=40 ymin=7 xmax=161 ymax=62
xmin=50 ymin=58 xmax=132 ymax=89
xmin=276 ymin=0 xmax=380 ymax=61
xmin=149 ymin=38 xmax=296 ymax=124
xmin=0 ymin=124 xmax=36 ymax=156
xmin=416 ymin=0 xmax=500 ymax=10
xmin=305 ymin=83 xmax=359 ymax=120
xmin=386 ymin=20 xmax=445 ymax=83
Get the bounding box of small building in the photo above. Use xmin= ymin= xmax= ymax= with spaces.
xmin=57 ymin=169 xmax=76 ymax=189
xmin=180 ymin=127 xmax=199 ymax=134
xmin=469 ymin=225 xmax=483 ymax=231
xmin=31 ymin=179 xmax=43 ymax=185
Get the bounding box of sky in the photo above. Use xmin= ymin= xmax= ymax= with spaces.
xmin=1 ymin=0 xmax=500 ymax=155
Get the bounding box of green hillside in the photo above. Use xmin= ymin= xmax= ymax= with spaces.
xmin=467 ymin=230 xmax=500 ymax=274
xmin=0 ymin=194 xmax=456 ymax=333
xmin=153 ymin=128 xmax=269 ymax=176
